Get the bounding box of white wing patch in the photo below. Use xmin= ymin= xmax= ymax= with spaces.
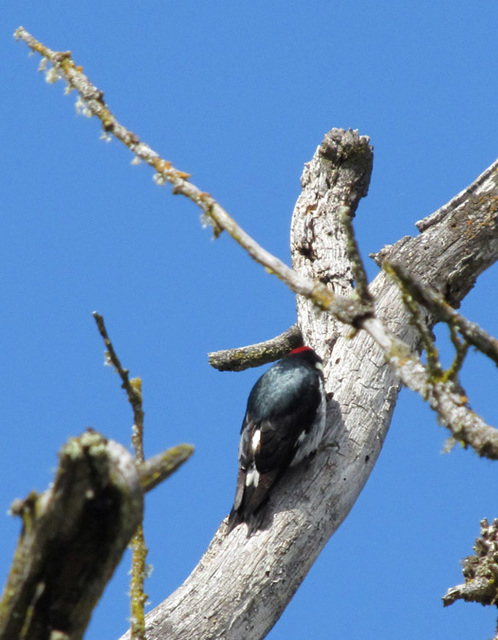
xmin=245 ymin=429 xmax=262 ymax=487
xmin=251 ymin=428 xmax=261 ymax=453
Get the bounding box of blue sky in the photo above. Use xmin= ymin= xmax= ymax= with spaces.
xmin=1 ymin=2 xmax=497 ymax=638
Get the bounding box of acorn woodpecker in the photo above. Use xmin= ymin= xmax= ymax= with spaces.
xmin=227 ymin=346 xmax=326 ymax=533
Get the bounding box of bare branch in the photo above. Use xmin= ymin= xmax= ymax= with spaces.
xmin=363 ymin=316 xmax=498 ymax=458
xmin=0 ymin=308 xmax=194 ymax=640
xmin=387 ymin=262 xmax=498 ymax=366
xmin=445 ymin=324 xmax=469 ymax=383
xmin=92 ymin=312 xmax=145 ymax=458
xmin=128 ymin=154 xmax=497 ymax=640
xmin=13 ymin=27 xmax=498 ymax=639
xmin=290 ymin=128 xmax=375 ymax=350
xmin=92 ymin=311 xmax=148 ymax=640
xmin=208 ymin=325 xmax=302 ymax=371
xmin=415 ymin=161 xmax=498 ymax=232
xmin=372 ymin=260 xmax=498 ymax=457
xmin=129 ymin=524 xmax=148 ymax=640
xmin=0 ymin=431 xmax=143 ymax=640
xmin=138 ymin=445 xmax=194 ymax=492
xmin=443 ymin=518 xmax=498 ymax=608
xmin=337 ymin=205 xmax=373 ymax=306
xmin=15 ymin=29 xmax=374 ymax=332
xmin=383 ymin=262 xmax=443 ymax=377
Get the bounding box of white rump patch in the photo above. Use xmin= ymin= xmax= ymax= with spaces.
xmin=246 ymin=465 xmax=260 ymax=488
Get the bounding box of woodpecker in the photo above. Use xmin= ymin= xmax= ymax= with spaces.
xmin=227 ymin=346 xmax=326 ymax=533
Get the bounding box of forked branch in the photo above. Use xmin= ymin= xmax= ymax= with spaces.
xmin=12 ymin=26 xmax=498 ymax=640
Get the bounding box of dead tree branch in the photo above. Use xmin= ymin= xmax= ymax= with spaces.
xmin=93 ymin=311 xmax=145 ymax=460
xmin=0 ymin=311 xmax=194 ymax=640
xmin=93 ymin=311 xmax=148 ymax=640
xmin=0 ymin=431 xmax=143 ymax=640
xmin=443 ymin=518 xmax=498 ymax=609
xmin=137 ymin=446 xmax=194 ymax=492
xmin=387 ymin=262 xmax=498 ymax=366
xmin=12 ymin=27 xmax=498 ymax=640
xmin=120 ymin=144 xmax=498 ymax=639
xmin=14 ymin=28 xmax=373 ymax=330
xmin=208 ymin=324 xmax=303 ymax=371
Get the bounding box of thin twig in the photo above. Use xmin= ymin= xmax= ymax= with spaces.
xmin=92 ymin=311 xmax=147 ymax=640
xmin=364 ymin=316 xmax=498 ymax=458
xmin=443 ymin=324 xmax=470 ymax=383
xmin=19 ymin=29 xmax=498 ymax=463
xmin=129 ymin=525 xmax=148 ymax=640
xmin=92 ymin=311 xmax=145 ymax=448
xmin=14 ymin=27 xmax=368 ymax=328
xmin=388 ymin=262 xmax=498 ymax=366
xmin=338 ymin=205 xmax=374 ymax=306
xmin=383 ymin=262 xmax=443 ymax=379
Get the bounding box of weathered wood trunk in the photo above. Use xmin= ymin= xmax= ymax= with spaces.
xmin=118 ymin=134 xmax=497 ymax=640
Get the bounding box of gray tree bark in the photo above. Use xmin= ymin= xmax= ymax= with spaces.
xmin=119 ymin=133 xmax=498 ymax=640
